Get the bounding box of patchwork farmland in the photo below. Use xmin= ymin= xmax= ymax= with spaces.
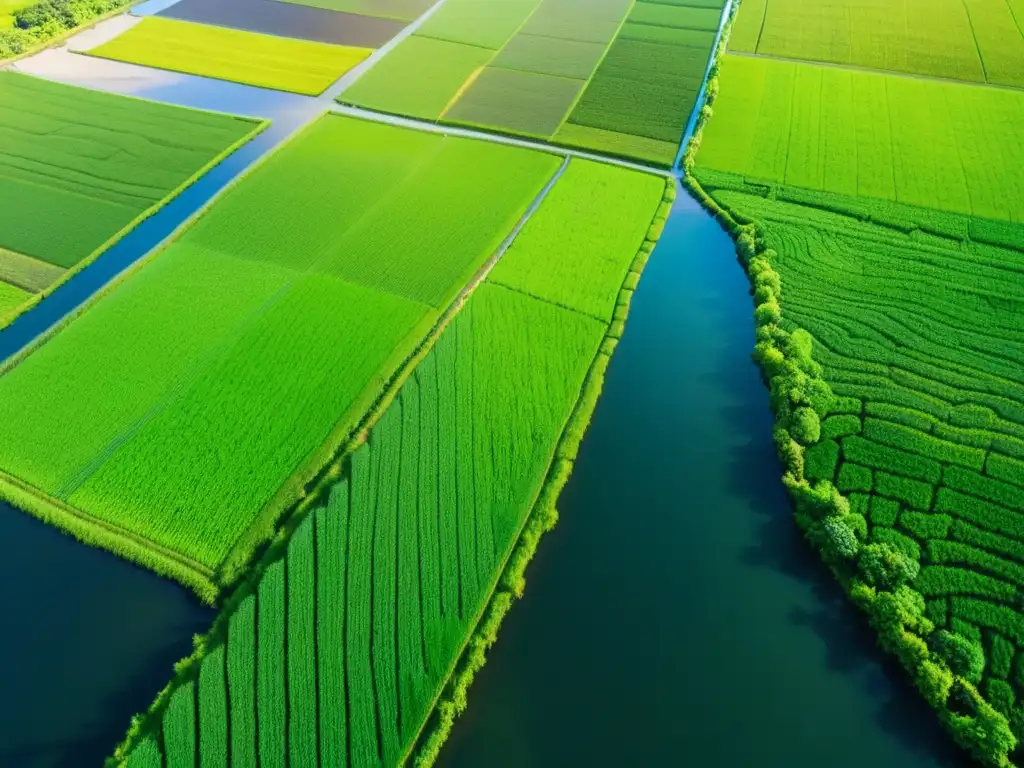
xmin=6 ymin=0 xmax=1024 ymax=762
xmin=342 ymin=0 xmax=728 ymax=164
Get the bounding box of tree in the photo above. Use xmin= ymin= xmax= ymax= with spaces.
xmin=934 ymin=630 xmax=985 ymax=683
xmin=859 ymin=542 xmax=919 ymax=590
xmin=823 ymin=515 xmax=859 ymax=559
xmin=790 ymin=406 xmax=821 ymax=445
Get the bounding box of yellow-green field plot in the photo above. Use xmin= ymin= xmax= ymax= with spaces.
xmin=730 ymin=0 xmax=1024 ymax=88
xmin=88 ymin=17 xmax=371 ymax=95
xmin=696 ymin=55 xmax=1024 ymax=222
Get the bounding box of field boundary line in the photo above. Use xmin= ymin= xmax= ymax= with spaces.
xmin=330 ymin=103 xmax=674 ymax=176
xmin=213 ymin=154 xmax=572 ymax=590
xmin=324 ymin=0 xmax=451 ymax=101
xmin=407 ymin=178 xmax=677 ymax=766
xmin=0 ymin=112 xmax=269 ymax=335
xmin=725 ymin=49 xmax=1024 ymax=93
xmin=550 ymin=0 xmax=638 ymax=136
xmin=959 ymin=0 xmax=990 ymax=83
xmin=673 ymin=0 xmax=736 ymax=170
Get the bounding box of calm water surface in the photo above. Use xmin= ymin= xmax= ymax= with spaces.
xmin=440 ymin=189 xmax=967 ymax=767
xmin=0 ymin=501 xmax=211 ymax=767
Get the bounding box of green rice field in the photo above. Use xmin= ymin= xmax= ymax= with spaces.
xmin=729 ymin=0 xmax=1024 ymax=88
xmin=111 ymin=160 xmax=672 ymax=768
xmin=0 ymin=115 xmax=561 ymax=598
xmin=87 ymin=17 xmax=373 ymax=95
xmin=341 ymin=0 xmax=727 ymax=162
xmin=275 ymin=0 xmax=434 ymax=21
xmin=0 ymin=71 xmax=264 ymax=324
xmin=697 ymin=54 xmax=1024 ymax=222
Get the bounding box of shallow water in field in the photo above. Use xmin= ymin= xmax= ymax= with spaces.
xmin=438 ymin=189 xmax=967 ymax=767
xmin=0 ymin=501 xmax=212 ymax=767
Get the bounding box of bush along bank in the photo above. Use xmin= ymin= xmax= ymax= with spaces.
xmin=1 ymin=0 xmax=133 ymax=60
xmin=681 ymin=95 xmax=1016 ymax=766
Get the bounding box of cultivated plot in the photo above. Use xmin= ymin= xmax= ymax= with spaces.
xmin=159 ymin=0 xmax=406 ymax=47
xmin=729 ymin=0 xmax=1024 ymax=87
xmin=0 ymin=71 xmax=263 ymax=322
xmin=696 ymin=54 xmax=1024 ymax=222
xmin=0 ymin=115 xmax=561 ymax=598
xmin=112 ymin=162 xmax=673 ymax=768
xmin=88 ymin=17 xmax=372 ymax=95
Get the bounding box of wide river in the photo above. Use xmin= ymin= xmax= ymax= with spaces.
xmin=0 ymin=32 xmax=965 ymax=768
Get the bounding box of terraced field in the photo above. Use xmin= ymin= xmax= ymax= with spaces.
xmin=0 ymin=71 xmax=264 ymax=325
xmin=342 ymin=0 xmax=727 ymax=164
xmin=111 ymin=163 xmax=674 ymax=767
xmin=0 ymin=115 xmax=561 ymax=600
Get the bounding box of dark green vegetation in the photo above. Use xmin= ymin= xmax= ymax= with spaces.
xmin=689 ymin=165 xmax=1024 ymax=765
xmin=0 ymin=71 xmax=264 ymax=324
xmin=109 ymin=164 xmax=674 ymax=767
xmin=0 ymin=0 xmax=130 ymax=58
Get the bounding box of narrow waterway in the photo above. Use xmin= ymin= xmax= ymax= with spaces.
xmin=439 ymin=189 xmax=967 ymax=767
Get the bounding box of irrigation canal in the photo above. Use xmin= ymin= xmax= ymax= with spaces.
xmin=0 ymin=14 xmax=966 ymax=768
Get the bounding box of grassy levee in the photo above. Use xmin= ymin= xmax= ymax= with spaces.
xmin=411 ymin=178 xmax=675 ymax=766
xmin=682 ymin=10 xmax=1021 ymax=764
xmin=108 ymin=169 xmax=675 ymax=768
xmin=0 ymin=114 xmax=269 ymax=333
xmin=0 ymin=0 xmax=136 ymax=64
xmin=0 ymin=470 xmax=217 ymax=599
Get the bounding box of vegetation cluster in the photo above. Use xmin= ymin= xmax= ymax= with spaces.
xmin=0 ymin=0 xmax=128 ymax=58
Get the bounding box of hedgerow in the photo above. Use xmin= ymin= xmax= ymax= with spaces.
xmin=900 ymin=511 xmax=952 ymax=540
xmin=837 ymin=462 xmax=872 ymax=493
xmin=990 ymin=634 xmax=1016 ymax=680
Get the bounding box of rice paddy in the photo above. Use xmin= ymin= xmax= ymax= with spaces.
xmin=729 ymin=0 xmax=1024 ymax=87
xmin=110 ymin=161 xmax=673 ymax=768
xmin=0 ymin=115 xmax=561 ymax=595
xmin=341 ymin=0 xmax=727 ymax=160
xmin=87 ymin=17 xmax=372 ymax=95
xmin=0 ymin=71 xmax=263 ymax=324
xmin=697 ymin=54 xmax=1024 ymax=222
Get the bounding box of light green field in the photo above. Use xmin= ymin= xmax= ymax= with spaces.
xmin=0 ymin=281 xmax=29 ymax=318
xmin=490 ymin=159 xmax=665 ymax=320
xmin=730 ymin=0 xmax=1024 ymax=87
xmin=415 ymin=0 xmax=541 ymax=49
xmin=88 ymin=17 xmax=371 ymax=95
xmin=697 ymin=54 xmax=1024 ymax=222
xmin=0 ymin=115 xmax=559 ymax=592
xmin=340 ymin=35 xmax=492 ymax=119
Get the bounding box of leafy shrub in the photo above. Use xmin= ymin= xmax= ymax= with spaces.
xmin=804 ymin=439 xmax=838 ymax=481
xmin=900 ymin=511 xmax=952 ymax=540
xmin=841 ymin=512 xmax=867 ymax=541
xmin=933 ymin=630 xmax=985 ymax=682
xmin=859 ymin=542 xmax=920 ymax=589
xmin=837 ymin=462 xmax=872 ymax=492
xmin=872 ymin=527 xmax=921 ymax=561
xmin=823 ymin=515 xmax=859 ymax=559
xmin=986 ymin=679 xmax=1015 ymax=716
xmin=989 ymin=633 xmax=1015 ymax=679
xmin=926 ymin=598 xmax=948 ymax=628
xmin=988 ymin=453 xmax=1024 ymax=487
xmin=875 ymin=471 xmax=934 ymax=511
xmin=869 ymin=496 xmax=900 ymax=526
xmin=821 ymin=414 xmax=861 ymax=439
xmin=791 ymin=406 xmax=821 ymax=445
